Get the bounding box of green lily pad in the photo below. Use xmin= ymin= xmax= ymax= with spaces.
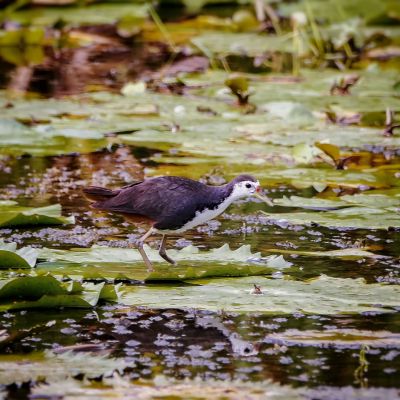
xmin=265 ymin=328 xmax=400 ymax=347
xmin=273 ymin=193 xmax=400 ymax=210
xmin=262 ymin=204 xmax=400 ymax=230
xmin=191 ymin=32 xmax=296 ymax=57
xmin=279 ymin=0 xmax=400 ymax=25
xmin=120 ymin=275 xmax=400 ymax=314
xmin=1 ymin=3 xmax=148 ymax=27
xmin=0 ymin=241 xmax=38 ymax=268
xmin=0 ymin=275 xmax=68 ymax=300
xmin=1 ymin=67 xmax=399 ymax=161
xmin=37 ymin=244 xmax=291 ymax=281
xmin=0 ymin=275 xmax=119 ymax=311
xmin=0 ymin=201 xmax=74 ymax=227
xmin=256 ymin=167 xmax=394 ymax=190
xmin=0 ymin=118 xmax=108 ymax=156
xmin=265 ymin=247 xmax=382 ymax=259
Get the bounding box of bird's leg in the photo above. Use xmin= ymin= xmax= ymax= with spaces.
xmin=159 ymin=235 xmax=176 ymax=265
xmin=136 ymin=227 xmax=155 ymax=272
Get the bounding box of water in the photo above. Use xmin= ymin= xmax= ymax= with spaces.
xmin=0 ymin=146 xmax=399 ymax=398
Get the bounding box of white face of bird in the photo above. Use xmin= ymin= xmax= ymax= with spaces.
xmin=231 ymin=180 xmax=261 ymax=199
xmin=231 ymin=180 xmax=274 ymax=206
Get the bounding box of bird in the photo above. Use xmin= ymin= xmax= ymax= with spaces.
xmin=83 ymin=174 xmax=272 ymax=272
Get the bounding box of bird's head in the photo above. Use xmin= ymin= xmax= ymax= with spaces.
xmin=230 ymin=175 xmax=273 ymax=206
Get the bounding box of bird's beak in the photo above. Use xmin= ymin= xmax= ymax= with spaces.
xmin=253 ymin=185 xmax=274 ymax=206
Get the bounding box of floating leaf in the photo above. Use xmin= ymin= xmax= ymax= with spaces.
xmin=265 ymin=247 xmax=382 ymax=259
xmin=0 ymin=275 xmax=67 ymax=301
xmin=38 ymin=244 xmax=289 ymax=281
xmin=191 ymin=32 xmax=296 ymax=57
xmin=273 ymin=193 xmax=400 ymax=210
xmin=0 ymin=202 xmax=74 ymax=228
xmin=264 ymin=192 xmax=400 ymax=230
xmin=4 ymin=3 xmax=148 ymax=27
xmin=0 ymin=240 xmax=38 ymax=269
xmin=0 ymin=276 xmax=118 ymax=311
xmin=264 ymin=328 xmax=400 ymax=348
xmin=262 ymin=207 xmax=400 ymax=230
xmin=120 ymin=275 xmax=400 ymax=314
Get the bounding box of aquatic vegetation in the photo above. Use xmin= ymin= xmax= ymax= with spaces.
xmin=0 ymin=0 xmax=399 ymax=397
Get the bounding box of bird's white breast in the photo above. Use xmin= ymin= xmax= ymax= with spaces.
xmin=158 ymin=193 xmax=236 ymax=234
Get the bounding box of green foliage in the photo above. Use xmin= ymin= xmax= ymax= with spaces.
xmin=0 ymin=201 xmax=74 ymax=227
xmin=121 ymin=275 xmax=400 ymax=314
xmin=264 ymin=191 xmax=400 ymax=229
xmin=0 ymin=3 xmax=148 ymax=27
xmin=0 ymin=240 xmax=38 ymax=268
xmin=0 ymin=275 xmax=119 ymax=311
xmin=37 ymin=244 xmax=290 ymax=281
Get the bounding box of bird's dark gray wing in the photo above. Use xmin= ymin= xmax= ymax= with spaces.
xmin=94 ymin=177 xmax=208 ymax=229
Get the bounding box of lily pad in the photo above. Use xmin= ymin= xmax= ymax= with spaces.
xmin=0 ymin=275 xmax=119 ymax=311
xmin=1 ymin=3 xmax=148 ymax=27
xmin=0 ymin=118 xmax=108 ymax=156
xmin=264 ymin=328 xmax=400 ymax=348
xmin=265 ymin=247 xmax=382 ymax=259
xmin=273 ymin=193 xmax=400 ymax=210
xmin=0 ymin=201 xmax=74 ymax=228
xmin=37 ymin=244 xmax=290 ymax=281
xmin=262 ymin=206 xmax=400 ymax=230
xmin=191 ymin=32 xmax=296 ymax=57
xmin=256 ymin=167 xmax=394 ymax=190
xmin=0 ymin=241 xmax=38 ymax=268
xmin=120 ymin=275 xmax=400 ymax=314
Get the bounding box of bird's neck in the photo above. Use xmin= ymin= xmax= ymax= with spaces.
xmin=213 ymin=182 xmax=240 ymax=205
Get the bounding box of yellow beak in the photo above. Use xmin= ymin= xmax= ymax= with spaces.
xmin=254 ymin=191 xmax=274 ymax=206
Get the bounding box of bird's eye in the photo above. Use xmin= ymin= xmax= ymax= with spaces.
xmin=245 ymin=183 xmax=252 ymax=189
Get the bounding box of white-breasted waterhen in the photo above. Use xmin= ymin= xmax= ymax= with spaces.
xmin=83 ymin=174 xmax=272 ymax=272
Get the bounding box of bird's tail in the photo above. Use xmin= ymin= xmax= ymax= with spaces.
xmin=82 ymin=186 xmax=119 ymax=202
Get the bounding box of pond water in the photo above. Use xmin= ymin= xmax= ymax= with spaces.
xmin=0 ymin=0 xmax=400 ymax=397
xmin=1 ymin=146 xmax=399 ymax=399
